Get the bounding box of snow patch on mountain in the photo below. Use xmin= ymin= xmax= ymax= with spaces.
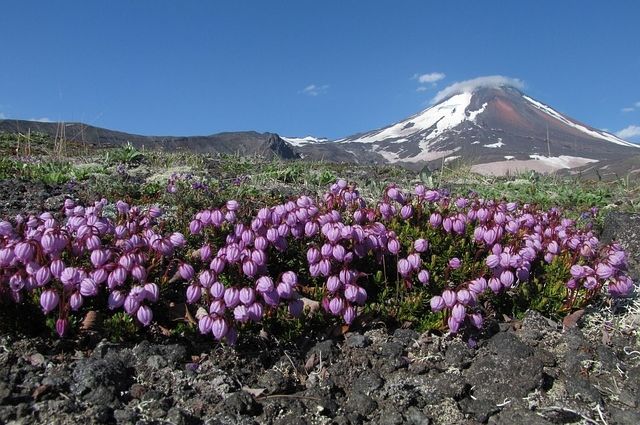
xmin=400 ymin=148 xmax=460 ymax=163
xmin=522 ymin=95 xmax=638 ymax=148
xmin=529 ymin=154 xmax=599 ymax=168
xmin=340 ymin=92 xmax=474 ymax=144
xmin=468 ymin=102 xmax=488 ymax=122
xmin=282 ymin=136 xmax=328 ymax=147
xmin=472 ymin=155 xmax=599 ymax=176
xmin=484 ymin=139 xmax=504 ymax=148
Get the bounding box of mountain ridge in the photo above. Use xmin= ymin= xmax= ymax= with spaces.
xmin=0 ymin=119 xmax=301 ymax=160
xmin=2 ymin=85 xmax=639 ymax=177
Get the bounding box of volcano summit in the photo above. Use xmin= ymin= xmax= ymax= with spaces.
xmin=292 ymin=82 xmax=639 ymax=176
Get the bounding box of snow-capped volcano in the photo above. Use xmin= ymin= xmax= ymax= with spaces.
xmin=291 ymin=84 xmax=640 ymax=175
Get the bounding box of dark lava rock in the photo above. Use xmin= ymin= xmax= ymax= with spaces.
xmin=560 ymin=328 xmax=603 ymax=404
xmin=256 ymin=369 xmax=291 ymax=395
xmin=345 ymin=332 xmax=371 ymax=348
xmin=431 ymin=371 xmax=468 ymax=400
xmin=146 ymin=354 xmax=168 ymax=370
xmin=608 ymin=405 xmax=640 ymax=425
xmin=392 ymin=328 xmax=420 ymax=345
xmin=133 ymin=340 xmax=187 ymax=367
xmin=517 ymin=310 xmax=561 ymax=346
xmin=377 ymin=407 xmax=404 ymax=425
xmin=113 ymin=408 xmax=138 ymax=424
xmin=166 ymin=406 xmax=199 ymax=425
xmin=220 ymin=391 xmax=260 ymax=417
xmin=461 ymin=332 xmax=544 ymax=422
xmin=379 ymin=341 xmax=404 ymax=358
xmin=488 ymin=406 xmax=553 ymax=425
xmin=352 ymin=371 xmax=383 ymax=395
xmin=444 ymin=340 xmax=474 ymax=369
xmin=71 ymin=349 xmax=135 ymax=406
xmin=346 ymin=391 xmax=378 ymax=417
xmin=0 ymin=179 xmax=71 ymax=219
xmin=308 ymin=339 xmax=335 ymax=363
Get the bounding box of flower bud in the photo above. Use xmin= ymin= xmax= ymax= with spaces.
xmin=397 ymin=259 xmax=411 ymax=277
xmin=448 ymin=258 xmax=462 ymax=269
xmin=186 ymin=284 xmax=202 ymax=304
xmin=414 ymin=238 xmax=428 ymax=253
xmin=242 ymin=260 xmax=257 ymax=277
xmin=199 ymin=315 xmax=213 ymax=334
xmin=255 ymin=276 xmax=274 ymax=293
xmin=35 ymin=267 xmax=52 ymax=287
xmin=56 ymin=319 xmax=68 ymax=337
xmin=144 ymin=283 xmax=159 ymax=303
xmin=400 ymin=205 xmax=413 ymax=220
xmin=189 ymin=220 xmax=203 ymax=235
xmin=80 ymin=278 xmax=98 ymax=297
xmin=442 ymin=289 xmax=456 ymax=307
xmin=223 ymin=287 xmax=240 ymax=308
xmin=447 ymin=317 xmax=460 ymax=334
xmin=40 ymin=289 xmax=59 ymax=313
xmin=488 ymin=277 xmax=502 ymax=293
xmin=178 ymin=263 xmax=195 ymax=281
xmin=343 ymin=305 xmax=356 ymax=324
xmin=456 ymin=289 xmax=472 ymax=306
xmin=429 ymin=213 xmax=442 ymax=228
xmin=451 ymin=303 xmax=466 ymax=323
xmin=470 ymin=313 xmax=483 ymax=329
xmin=14 ymin=242 xmax=35 ymax=263
xmin=418 ymin=269 xmax=430 ymax=285
xmin=69 ymin=292 xmax=84 ymax=311
xmin=328 ymin=297 xmax=345 ymax=315
xmin=234 ymin=305 xmax=249 ymax=322
xmin=468 ymin=277 xmax=487 ymax=294
xmin=430 ymin=295 xmax=445 ymax=312
xmin=239 ymin=287 xmax=256 ymax=305
xmin=306 ymin=247 xmax=321 ymax=264
xmin=210 ymin=281 xmax=225 ymax=299
xmin=211 ymin=318 xmax=229 ymax=340
xmin=108 ymin=290 xmax=126 ymax=309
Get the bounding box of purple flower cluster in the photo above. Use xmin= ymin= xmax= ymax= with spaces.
xmin=422 ymin=196 xmax=633 ymax=333
xmin=0 ymin=199 xmax=181 ymax=335
xmin=0 ymin=179 xmax=635 ymax=341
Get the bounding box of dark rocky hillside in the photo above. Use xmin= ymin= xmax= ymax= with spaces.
xmin=0 ymin=120 xmax=300 ymax=160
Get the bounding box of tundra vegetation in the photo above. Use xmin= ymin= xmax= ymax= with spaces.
xmin=0 ymin=131 xmax=638 ymax=343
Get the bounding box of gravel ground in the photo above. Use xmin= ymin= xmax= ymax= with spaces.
xmin=0 ymin=307 xmax=639 ymax=425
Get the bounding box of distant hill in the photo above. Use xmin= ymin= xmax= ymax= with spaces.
xmin=0 ymin=120 xmax=300 ymax=160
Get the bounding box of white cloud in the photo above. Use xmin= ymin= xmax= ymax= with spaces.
xmin=416 ymin=72 xmax=446 ymax=84
xmin=29 ymin=117 xmax=53 ymax=122
xmin=416 ymin=86 xmax=428 ymax=92
xmin=622 ymin=107 xmax=635 ymax=113
xmin=635 ymin=101 xmax=640 ymax=108
xmin=431 ymin=75 xmax=525 ymax=104
xmin=0 ymin=112 xmax=6 ymax=119
xmin=616 ymin=125 xmax=640 ymax=140
xmin=300 ymin=84 xmax=329 ymax=96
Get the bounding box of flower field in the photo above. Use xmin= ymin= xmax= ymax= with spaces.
xmin=1 ymin=173 xmax=633 ymax=343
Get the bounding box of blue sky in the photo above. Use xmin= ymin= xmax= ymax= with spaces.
xmin=1 ymin=1 xmax=639 ymax=141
